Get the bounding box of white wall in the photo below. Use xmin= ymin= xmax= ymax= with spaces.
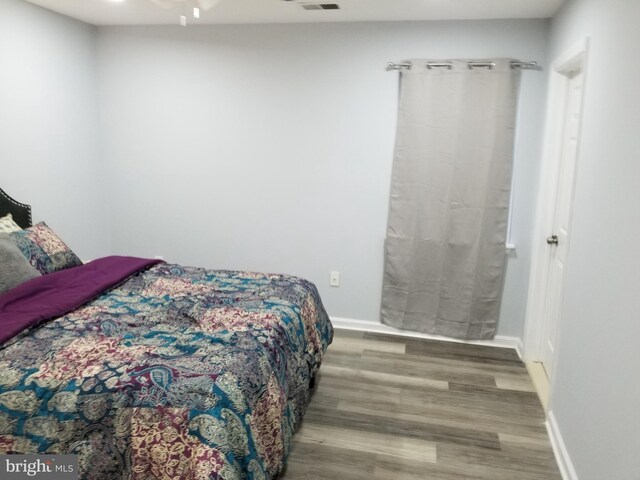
xmin=97 ymin=19 xmax=548 ymax=336
xmin=545 ymin=1 xmax=640 ymax=479
xmin=0 ymin=0 xmax=108 ymax=259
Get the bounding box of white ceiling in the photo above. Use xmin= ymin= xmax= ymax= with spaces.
xmin=25 ymin=0 xmax=565 ymax=26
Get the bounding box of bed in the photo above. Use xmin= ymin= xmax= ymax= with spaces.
xmin=0 ymin=188 xmax=333 ymax=479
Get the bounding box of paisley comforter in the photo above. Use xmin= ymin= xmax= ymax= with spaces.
xmin=0 ymin=257 xmax=333 ymax=479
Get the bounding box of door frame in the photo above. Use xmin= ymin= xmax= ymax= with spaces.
xmin=523 ymin=38 xmax=590 ymax=371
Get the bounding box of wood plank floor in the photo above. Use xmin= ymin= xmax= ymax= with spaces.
xmin=282 ymin=329 xmax=561 ymax=480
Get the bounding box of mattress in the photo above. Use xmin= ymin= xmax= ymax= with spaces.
xmin=0 ymin=257 xmax=333 ymax=479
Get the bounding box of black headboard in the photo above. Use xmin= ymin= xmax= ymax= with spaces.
xmin=0 ymin=188 xmax=32 ymax=228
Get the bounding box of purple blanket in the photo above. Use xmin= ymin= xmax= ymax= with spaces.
xmin=0 ymin=256 xmax=161 ymax=345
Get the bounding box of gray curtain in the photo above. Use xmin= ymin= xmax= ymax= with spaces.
xmin=381 ymin=59 xmax=521 ymax=340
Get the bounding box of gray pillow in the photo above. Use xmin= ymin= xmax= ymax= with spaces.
xmin=0 ymin=233 xmax=41 ymax=295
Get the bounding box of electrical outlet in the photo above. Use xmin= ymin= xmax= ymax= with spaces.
xmin=330 ymin=271 xmax=340 ymax=287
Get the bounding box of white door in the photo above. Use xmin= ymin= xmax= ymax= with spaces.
xmin=540 ymin=69 xmax=584 ymax=379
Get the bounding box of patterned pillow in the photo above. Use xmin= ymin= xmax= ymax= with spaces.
xmin=0 ymin=233 xmax=41 ymax=295
xmin=0 ymin=214 xmax=21 ymax=233
xmin=10 ymin=222 xmax=82 ymax=275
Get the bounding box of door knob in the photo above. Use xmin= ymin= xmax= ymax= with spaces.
xmin=547 ymin=235 xmax=559 ymax=245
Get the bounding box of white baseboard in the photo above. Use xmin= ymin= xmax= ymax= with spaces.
xmin=330 ymin=317 xmax=522 ymax=353
xmin=546 ymin=410 xmax=579 ymax=480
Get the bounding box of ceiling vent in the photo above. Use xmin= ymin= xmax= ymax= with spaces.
xmin=301 ymin=3 xmax=340 ymax=10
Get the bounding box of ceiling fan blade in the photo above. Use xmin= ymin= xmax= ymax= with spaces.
xmin=196 ymin=0 xmax=222 ymax=11
xmin=149 ymin=0 xmax=173 ymax=9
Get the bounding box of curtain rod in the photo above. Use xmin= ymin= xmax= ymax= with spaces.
xmin=386 ymin=61 xmax=542 ymax=71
